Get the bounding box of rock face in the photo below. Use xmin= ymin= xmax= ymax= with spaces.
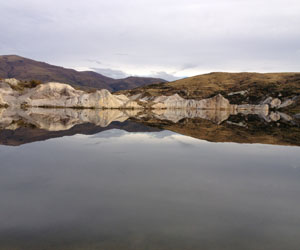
xmin=0 ymin=79 xmax=142 ymax=109
xmin=0 ymin=81 xmax=17 ymax=106
xmin=0 ymin=79 xmax=296 ymax=112
xmin=270 ymin=98 xmax=282 ymax=108
xmin=23 ymin=83 xmax=141 ymax=108
xmin=151 ymin=94 xmax=233 ymax=110
xmin=1 ymin=79 xmax=234 ymax=110
xmin=261 ymin=96 xmax=296 ymax=109
xmin=278 ymin=99 xmax=294 ymax=109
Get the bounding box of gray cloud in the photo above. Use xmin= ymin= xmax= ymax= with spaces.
xmin=0 ymin=0 xmax=299 ymax=77
xmin=87 ymin=59 xmax=102 ymax=65
xmin=91 ymin=68 xmax=179 ymax=81
xmin=146 ymin=71 xmax=181 ymax=81
xmin=91 ymin=67 xmax=128 ymax=79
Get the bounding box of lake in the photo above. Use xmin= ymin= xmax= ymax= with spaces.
xmin=0 ymin=108 xmax=299 ymax=250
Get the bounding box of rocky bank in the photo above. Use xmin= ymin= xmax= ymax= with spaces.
xmin=1 ymin=78 xmax=292 ymax=115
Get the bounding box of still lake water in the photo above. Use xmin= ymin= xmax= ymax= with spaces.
xmin=0 ymin=109 xmax=300 ymax=249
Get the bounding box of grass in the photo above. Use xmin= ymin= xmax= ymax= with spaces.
xmin=118 ymin=72 xmax=300 ymax=103
xmin=7 ymin=79 xmax=42 ymax=91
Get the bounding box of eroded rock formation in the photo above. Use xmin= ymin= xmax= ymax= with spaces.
xmin=0 ymin=79 xmax=296 ymax=113
xmin=0 ymin=80 xmax=142 ymax=109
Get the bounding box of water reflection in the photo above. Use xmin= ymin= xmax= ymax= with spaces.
xmin=0 ymin=107 xmax=300 ymax=249
xmin=0 ymin=129 xmax=299 ymax=250
xmin=0 ymin=108 xmax=299 ymax=146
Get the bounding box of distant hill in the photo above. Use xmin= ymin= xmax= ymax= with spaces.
xmin=0 ymin=55 xmax=166 ymax=91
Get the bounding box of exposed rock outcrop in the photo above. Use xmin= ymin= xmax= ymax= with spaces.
xmin=151 ymin=94 xmax=233 ymax=110
xmin=0 ymin=79 xmax=142 ymax=109
xmin=261 ymin=96 xmax=296 ymax=110
xmin=0 ymin=79 xmax=296 ymax=113
xmin=270 ymin=98 xmax=282 ymax=108
xmin=278 ymin=99 xmax=294 ymax=109
xmin=0 ymin=81 xmax=17 ymax=106
xmin=23 ymin=83 xmax=142 ymax=109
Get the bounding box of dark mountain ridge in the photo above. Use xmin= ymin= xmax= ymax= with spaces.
xmin=0 ymin=55 xmax=166 ymax=91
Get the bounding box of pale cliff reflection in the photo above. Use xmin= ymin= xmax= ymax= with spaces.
xmin=0 ymin=107 xmax=297 ymax=131
xmin=0 ymin=107 xmax=299 ymax=146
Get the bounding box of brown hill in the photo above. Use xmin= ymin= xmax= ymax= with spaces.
xmin=120 ymin=72 xmax=300 ymax=104
xmin=110 ymin=76 xmax=166 ymax=91
xmin=0 ymin=55 xmax=166 ymax=91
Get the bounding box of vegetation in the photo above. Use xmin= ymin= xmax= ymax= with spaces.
xmin=119 ymin=72 xmax=300 ymax=104
xmin=8 ymin=79 xmax=42 ymax=91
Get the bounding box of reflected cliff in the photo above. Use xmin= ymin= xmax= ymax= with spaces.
xmin=0 ymin=108 xmax=299 ymax=146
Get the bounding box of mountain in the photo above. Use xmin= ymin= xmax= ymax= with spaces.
xmin=0 ymin=55 xmax=166 ymax=91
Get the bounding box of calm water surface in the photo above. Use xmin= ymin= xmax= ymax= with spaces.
xmin=0 ymin=127 xmax=300 ymax=250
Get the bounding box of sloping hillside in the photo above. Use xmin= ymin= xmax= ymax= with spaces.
xmin=118 ymin=72 xmax=300 ymax=114
xmin=120 ymin=72 xmax=300 ymax=103
xmin=0 ymin=55 xmax=166 ymax=91
xmin=110 ymin=76 xmax=166 ymax=91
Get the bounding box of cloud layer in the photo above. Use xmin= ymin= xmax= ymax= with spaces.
xmin=0 ymin=0 xmax=299 ymax=79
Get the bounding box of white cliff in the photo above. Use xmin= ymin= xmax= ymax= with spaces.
xmin=22 ymin=82 xmax=143 ymax=109
xmin=0 ymin=81 xmax=18 ymax=107
xmin=151 ymin=94 xmax=233 ymax=110
xmin=0 ymin=80 xmax=142 ymax=109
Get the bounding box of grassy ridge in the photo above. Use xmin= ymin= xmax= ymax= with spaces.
xmin=120 ymin=72 xmax=300 ymax=102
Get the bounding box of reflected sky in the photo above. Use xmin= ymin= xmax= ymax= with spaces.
xmin=0 ymin=129 xmax=300 ymax=249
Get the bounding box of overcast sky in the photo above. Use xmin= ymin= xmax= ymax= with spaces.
xmin=0 ymin=0 xmax=299 ymax=80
